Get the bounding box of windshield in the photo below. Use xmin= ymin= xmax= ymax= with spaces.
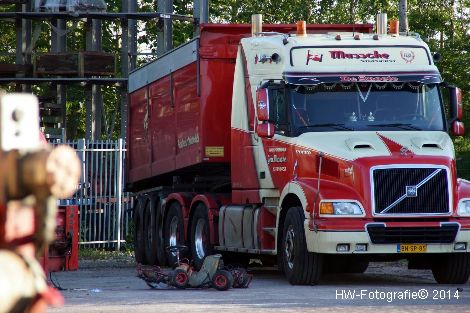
xmin=274 ymin=82 xmax=446 ymax=134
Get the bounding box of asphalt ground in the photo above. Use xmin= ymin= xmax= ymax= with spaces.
xmin=47 ymin=260 xmax=470 ymax=313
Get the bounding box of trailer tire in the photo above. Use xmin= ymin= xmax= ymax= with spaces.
xmin=190 ymin=204 xmax=213 ymax=270
xmin=134 ymin=200 xmax=146 ymax=264
xmin=144 ymin=199 xmax=158 ymax=265
xmin=281 ymin=206 xmax=322 ymax=285
xmin=154 ymin=199 xmax=167 ymax=266
xmin=432 ymin=253 xmax=470 ymax=284
xmin=164 ymin=202 xmax=186 ymax=267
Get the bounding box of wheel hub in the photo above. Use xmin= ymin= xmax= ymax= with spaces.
xmin=285 ymin=225 xmax=295 ymax=270
xmin=169 ymin=216 xmax=179 ymax=256
xmin=215 ymin=274 xmax=227 ymax=287
xmin=194 ymin=219 xmax=207 ymax=259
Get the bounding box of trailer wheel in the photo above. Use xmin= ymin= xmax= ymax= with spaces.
xmin=143 ymin=200 xmax=158 ymax=264
xmin=212 ymin=270 xmax=234 ymax=291
xmin=164 ymin=202 xmax=186 ymax=267
xmin=134 ymin=199 xmax=146 ymax=264
xmin=154 ymin=199 xmax=167 ymax=266
xmin=432 ymin=253 xmax=470 ymax=284
xmin=281 ymin=206 xmax=323 ymax=285
xmin=190 ymin=204 xmax=213 ymax=269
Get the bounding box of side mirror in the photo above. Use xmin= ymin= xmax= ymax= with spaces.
xmin=451 ymin=120 xmax=465 ymax=137
xmin=256 ymin=122 xmax=275 ymax=138
xmin=449 ymin=86 xmax=463 ymax=121
xmin=256 ymin=87 xmax=269 ymax=122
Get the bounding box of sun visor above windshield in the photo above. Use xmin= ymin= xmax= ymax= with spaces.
xmin=285 ymin=45 xmax=441 ymax=85
xmin=284 ymin=72 xmax=442 ymax=85
xmin=290 ymin=46 xmax=433 ymax=68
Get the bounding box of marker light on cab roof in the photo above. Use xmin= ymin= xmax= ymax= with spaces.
xmin=296 ymin=21 xmax=306 ymax=36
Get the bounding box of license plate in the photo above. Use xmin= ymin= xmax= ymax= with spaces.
xmin=397 ymin=244 xmax=427 ymax=253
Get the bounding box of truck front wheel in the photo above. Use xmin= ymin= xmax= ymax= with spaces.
xmin=432 ymin=253 xmax=470 ymax=284
xmin=164 ymin=202 xmax=186 ymax=267
xmin=190 ymin=204 xmax=213 ymax=269
xmin=281 ymin=206 xmax=323 ymax=285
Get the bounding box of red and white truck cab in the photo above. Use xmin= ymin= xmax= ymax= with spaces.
xmin=127 ymin=18 xmax=469 ymax=285
xmin=233 ymin=21 xmax=469 ymax=284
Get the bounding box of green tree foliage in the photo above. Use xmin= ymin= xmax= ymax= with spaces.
xmin=0 ymin=1 xmax=468 ymax=144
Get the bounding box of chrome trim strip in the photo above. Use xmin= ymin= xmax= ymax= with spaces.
xmin=128 ymin=39 xmax=199 ymax=93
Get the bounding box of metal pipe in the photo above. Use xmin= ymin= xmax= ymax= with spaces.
xmin=376 ymin=13 xmax=387 ymax=35
xmin=251 ymin=14 xmax=262 ymax=37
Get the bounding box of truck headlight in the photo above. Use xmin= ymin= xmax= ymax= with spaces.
xmin=457 ymin=200 xmax=470 ymax=216
xmin=320 ymin=201 xmax=364 ymax=216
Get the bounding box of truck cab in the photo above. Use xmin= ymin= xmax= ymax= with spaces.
xmin=227 ymin=23 xmax=470 ymax=284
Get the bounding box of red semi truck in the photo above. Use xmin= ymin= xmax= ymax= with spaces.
xmin=126 ymin=18 xmax=470 ymax=285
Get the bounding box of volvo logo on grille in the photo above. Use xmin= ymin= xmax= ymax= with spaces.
xmin=405 ymin=185 xmax=418 ymax=197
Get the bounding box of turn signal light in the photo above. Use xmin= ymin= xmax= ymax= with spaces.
xmin=320 ymin=202 xmax=334 ymax=214
xmin=296 ymin=21 xmax=306 ymax=36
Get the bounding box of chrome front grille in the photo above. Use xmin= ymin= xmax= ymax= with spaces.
xmin=372 ymin=167 xmax=450 ymax=215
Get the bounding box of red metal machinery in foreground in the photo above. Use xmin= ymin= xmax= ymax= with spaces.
xmin=41 ymin=205 xmax=79 ymax=274
xmin=0 ymin=94 xmax=81 ymax=313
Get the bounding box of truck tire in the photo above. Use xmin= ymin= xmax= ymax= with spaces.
xmin=281 ymin=206 xmax=322 ymax=285
xmin=190 ymin=204 xmax=213 ymax=270
xmin=134 ymin=200 xmax=146 ymax=264
xmin=164 ymin=202 xmax=186 ymax=267
xmin=144 ymin=199 xmax=158 ymax=265
xmin=154 ymin=199 xmax=167 ymax=266
xmin=432 ymin=253 xmax=470 ymax=284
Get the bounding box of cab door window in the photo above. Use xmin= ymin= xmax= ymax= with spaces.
xmin=268 ymin=87 xmax=288 ymax=134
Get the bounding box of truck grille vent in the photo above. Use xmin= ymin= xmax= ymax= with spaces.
xmin=372 ymin=167 xmax=449 ymax=215
xmin=366 ymin=224 xmax=459 ymax=244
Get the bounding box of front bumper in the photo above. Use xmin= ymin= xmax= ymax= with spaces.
xmin=304 ymin=220 xmax=470 ymax=254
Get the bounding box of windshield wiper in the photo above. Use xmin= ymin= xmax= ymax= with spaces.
xmin=299 ymin=123 xmax=354 ymax=131
xmin=367 ymin=123 xmax=422 ymax=130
